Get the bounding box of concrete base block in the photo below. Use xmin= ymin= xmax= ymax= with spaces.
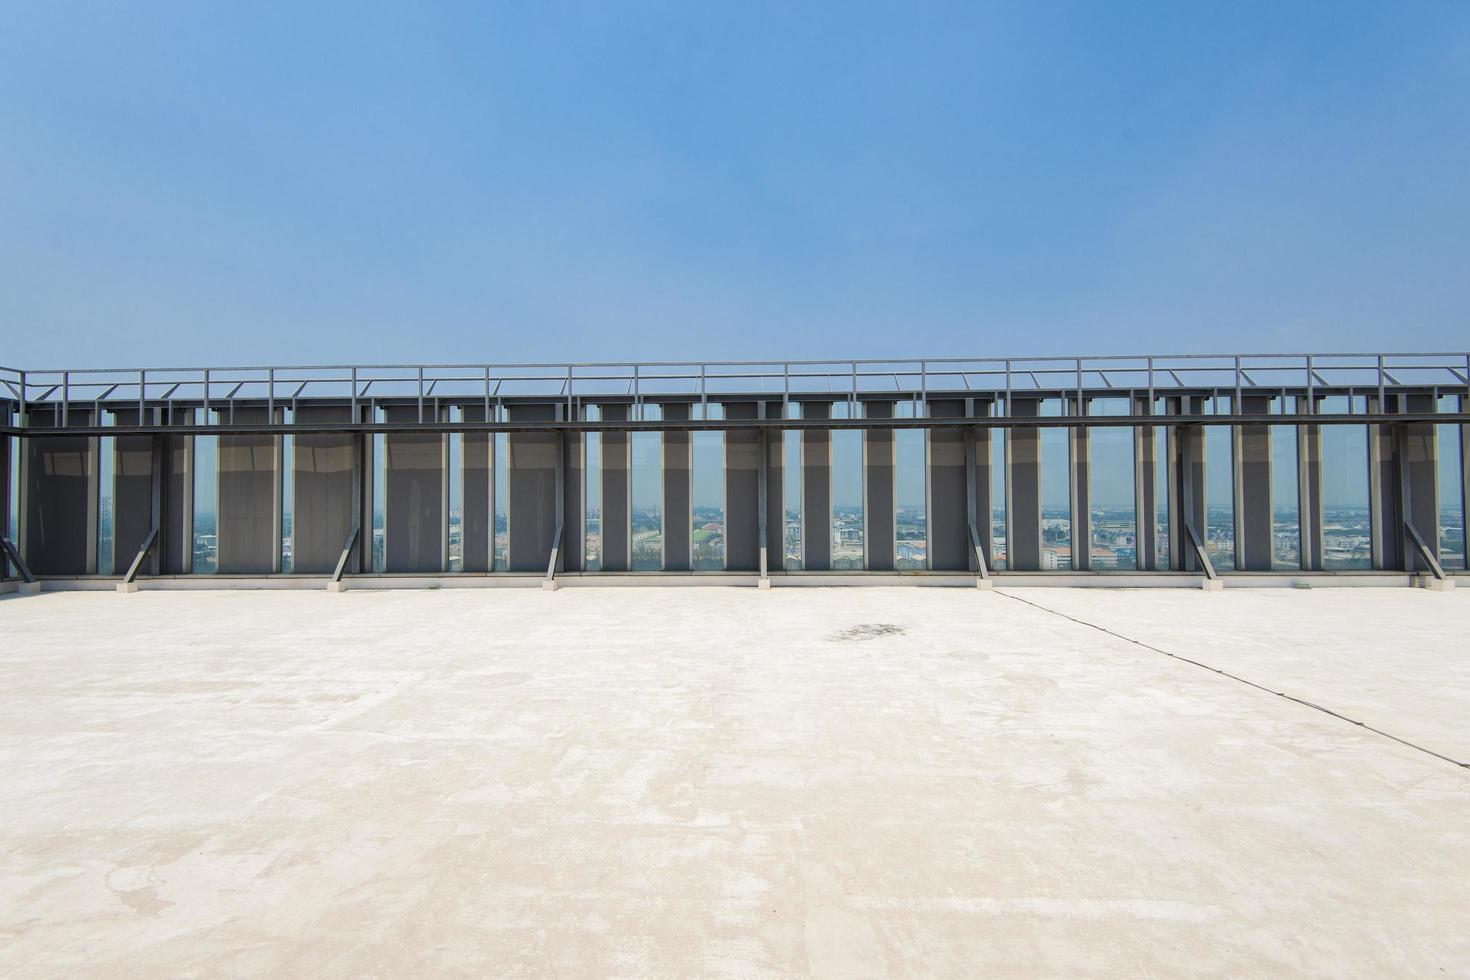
xmin=757 ymin=578 xmax=772 ymax=590
xmin=115 ymin=582 xmax=139 ymax=594
xmin=326 ymin=580 xmax=349 ymax=593
xmin=976 ymin=578 xmax=994 ymax=590
xmin=1416 ymin=575 xmax=1455 ymax=591
xmin=542 ymin=579 xmax=561 ymax=591
xmin=1201 ymin=578 xmax=1225 ymax=591
xmin=19 ymin=581 xmax=42 ymax=595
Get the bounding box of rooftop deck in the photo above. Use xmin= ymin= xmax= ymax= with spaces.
xmin=2 ymin=586 xmax=1466 ymax=975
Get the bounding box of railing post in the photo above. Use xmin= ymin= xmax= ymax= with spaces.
xmin=202 ymin=368 xmax=210 ymax=423
xmin=1306 ymin=354 xmax=1314 ymax=415
xmin=417 ymin=366 xmax=424 ymax=424
xmin=138 ymin=370 xmax=146 ymax=424
xmin=350 ymin=367 xmax=358 ymax=421
xmin=61 ymin=371 xmax=69 ymax=427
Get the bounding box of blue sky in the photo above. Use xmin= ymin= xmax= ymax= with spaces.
xmin=2 ymin=2 xmax=1468 ymax=369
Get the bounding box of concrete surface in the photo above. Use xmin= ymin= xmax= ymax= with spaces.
xmin=0 ymin=587 xmax=1467 ymax=978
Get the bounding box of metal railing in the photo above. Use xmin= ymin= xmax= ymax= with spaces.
xmin=3 ymin=352 xmax=1467 ymax=426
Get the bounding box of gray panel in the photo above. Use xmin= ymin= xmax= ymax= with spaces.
xmin=662 ymin=404 xmax=691 ymax=571
xmin=508 ymin=404 xmax=559 ymax=573
xmin=217 ymin=407 xmax=276 ymax=575
xmin=928 ymin=399 xmax=968 ymax=571
xmin=162 ymin=431 xmax=192 ymax=574
xmin=463 ymin=406 xmax=490 ymax=573
xmin=1176 ymin=419 xmax=1208 ymax=572
xmin=864 ymin=401 xmax=895 ymax=571
xmin=113 ymin=433 xmax=154 ymax=576
xmin=1135 ymin=414 xmax=1158 ymax=570
xmin=1237 ymin=397 xmax=1273 ymax=571
xmin=972 ymin=426 xmax=994 ymax=564
xmin=1007 ymin=399 xmax=1042 ymax=571
xmin=1403 ymin=422 xmax=1438 ymax=568
xmin=294 ymin=405 xmax=357 ymax=574
xmin=0 ymin=433 xmax=9 ymax=576
xmin=802 ymin=403 xmax=831 ymax=570
xmin=601 ymin=404 xmax=630 ymax=571
xmin=763 ymin=401 xmax=784 ymax=568
xmin=24 ymin=420 xmax=95 ymax=575
xmin=724 ymin=402 xmax=760 ymax=571
xmin=1298 ymin=416 xmax=1323 ymax=570
xmin=385 ymin=406 xmax=443 ymax=573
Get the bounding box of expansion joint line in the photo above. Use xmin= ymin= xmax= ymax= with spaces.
xmin=994 ymin=590 xmax=1468 ymax=772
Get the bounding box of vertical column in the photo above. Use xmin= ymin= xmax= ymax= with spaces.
xmin=23 ymin=406 xmax=96 ymax=575
xmin=1296 ymin=397 xmax=1324 ymax=571
xmin=1236 ymin=395 xmax=1273 ymax=571
xmin=291 ymin=405 xmax=357 ymax=574
xmin=384 ymin=405 xmax=444 ymax=573
xmin=801 ymin=402 xmax=831 ymax=570
xmin=1007 ymin=398 xmax=1042 ymax=571
xmin=864 ymin=400 xmax=895 ymax=571
xmin=662 ymin=403 xmax=692 ymax=571
xmin=216 ymin=406 xmax=276 ymax=574
xmin=1070 ymin=399 xmax=1091 ymax=572
xmin=462 ymin=405 xmax=491 ymax=573
xmin=601 ymin=403 xmax=630 ymax=571
xmin=162 ymin=411 xmax=194 ymax=575
xmin=1134 ymin=396 xmax=1159 ymax=570
xmin=1368 ymin=392 xmax=1439 ymax=570
xmin=1402 ymin=394 xmax=1438 ymax=570
xmin=0 ymin=426 xmax=9 ymax=575
xmin=723 ymin=402 xmax=761 ymax=571
xmin=508 ymin=404 xmax=560 ymax=573
xmin=927 ymin=399 xmax=968 ymax=571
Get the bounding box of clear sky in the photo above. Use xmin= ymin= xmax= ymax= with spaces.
xmin=2 ymin=2 xmax=1468 ymax=369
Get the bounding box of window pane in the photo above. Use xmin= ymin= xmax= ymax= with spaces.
xmin=1154 ymin=427 xmax=1170 ymax=568
xmin=98 ymin=414 xmax=114 ymax=575
xmin=830 ymin=402 xmax=864 ymax=569
xmin=1271 ymin=418 xmax=1300 ymax=569
xmin=1040 ymin=400 xmax=1071 ymax=569
xmin=991 ymin=428 xmax=1007 ymax=570
xmin=631 ymin=429 xmax=663 ymax=570
xmin=280 ymin=410 xmax=293 ymax=574
xmin=447 ymin=426 xmax=462 ymax=573
xmin=1321 ymin=397 xmax=1371 ymax=569
xmin=372 ymin=429 xmax=386 ymax=572
xmin=584 ymin=407 xmax=601 ymax=572
xmin=1439 ymin=395 xmax=1466 ymax=570
xmin=1088 ymin=399 xmax=1135 ymax=570
xmin=494 ymin=433 xmax=508 ymax=570
xmin=1204 ymin=425 xmax=1235 ymax=569
xmin=783 ymin=426 xmax=802 ymax=570
xmin=193 ymin=432 xmax=218 ymax=573
xmin=894 ymin=402 xmax=926 ymax=570
xmin=692 ymin=430 xmax=724 ymax=570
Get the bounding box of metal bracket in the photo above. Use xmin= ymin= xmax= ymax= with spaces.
xmin=332 ymin=524 xmax=361 ymax=583
xmin=1404 ymin=520 xmax=1446 ymax=581
xmin=122 ymin=527 xmax=160 ymax=584
xmin=1 ymin=536 xmax=36 ymax=583
xmin=1184 ymin=520 xmax=1218 ymax=580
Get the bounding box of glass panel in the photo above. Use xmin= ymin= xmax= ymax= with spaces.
xmin=192 ymin=429 xmax=218 ymax=573
xmin=1154 ymin=427 xmax=1170 ymax=568
xmin=1271 ymin=411 xmax=1300 ymax=569
xmin=830 ymin=401 xmax=864 ymax=569
xmin=494 ymin=432 xmax=508 ymax=570
xmin=1088 ymin=399 xmax=1135 ymax=570
xmin=783 ymin=422 xmax=802 ymax=570
xmin=631 ymin=403 xmax=662 ymax=570
xmin=1041 ymin=400 xmax=1071 ymax=570
xmin=98 ymin=412 xmax=114 ymax=575
xmin=990 ymin=427 xmax=1007 ymax=571
xmin=1321 ymin=397 xmax=1371 ymax=569
xmin=1439 ymin=395 xmax=1466 ymax=570
xmin=894 ymin=401 xmax=926 ymax=570
xmin=372 ymin=426 xmax=386 ymax=572
xmin=447 ymin=419 xmax=462 ymax=573
xmin=692 ymin=428 xmax=725 ymax=570
xmin=584 ymin=406 xmax=601 ymax=572
xmin=1204 ymin=425 xmax=1235 ymax=569
xmin=279 ymin=409 xmax=293 ymax=574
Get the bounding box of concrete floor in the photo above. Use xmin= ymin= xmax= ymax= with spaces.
xmin=0 ymin=587 xmax=1466 ymax=978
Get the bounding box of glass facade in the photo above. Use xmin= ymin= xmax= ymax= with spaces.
xmin=1320 ymin=397 xmax=1371 ymax=570
xmin=1040 ymin=400 xmax=1071 ymax=570
xmin=1088 ymin=398 xmax=1135 ymax=570
xmin=1154 ymin=427 xmax=1170 ymax=568
xmin=447 ymin=425 xmax=463 ymax=573
xmin=584 ymin=406 xmax=601 ymax=572
xmin=1270 ymin=404 xmax=1301 ymax=569
xmin=782 ymin=412 xmax=802 ymax=570
xmin=1439 ymin=395 xmax=1466 ymax=570
xmin=279 ymin=409 xmax=293 ymax=574
xmin=631 ymin=404 xmax=662 ymax=571
xmin=97 ymin=413 xmax=114 ymax=575
xmin=692 ymin=403 xmax=724 ymax=571
xmin=829 ymin=402 xmax=864 ymax=570
xmin=894 ymin=401 xmax=926 ymax=570
xmin=494 ymin=432 xmax=509 ymax=570
xmin=192 ymin=428 xmax=218 ymax=574
xmin=1204 ymin=424 xmax=1235 ymax=569
xmin=990 ymin=426 xmax=1006 ymax=570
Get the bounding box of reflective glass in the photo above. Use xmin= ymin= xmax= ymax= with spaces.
xmin=1040 ymin=399 xmax=1070 ymax=570
xmin=1154 ymin=427 xmax=1170 ymax=567
xmin=1204 ymin=424 xmax=1235 ymax=569
xmin=1088 ymin=399 xmax=1135 ymax=570
xmin=1320 ymin=397 xmax=1371 ymax=569
xmin=631 ymin=404 xmax=662 ymax=570
xmin=830 ymin=401 xmax=864 ymax=569
xmin=98 ymin=412 xmax=114 ymax=575
xmin=783 ymin=421 xmax=802 ymax=570
xmin=584 ymin=406 xmax=601 ymax=572
xmin=692 ymin=426 xmax=725 ymax=570
xmin=447 ymin=412 xmax=463 ymax=572
xmin=894 ymin=401 xmax=926 ymax=570
xmin=1271 ymin=406 xmax=1300 ymax=569
xmin=1438 ymin=395 xmax=1466 ymax=570
xmin=193 ymin=427 xmax=218 ymax=573
xmin=494 ymin=432 xmax=509 ymax=570
xmin=279 ymin=408 xmax=293 ymax=574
